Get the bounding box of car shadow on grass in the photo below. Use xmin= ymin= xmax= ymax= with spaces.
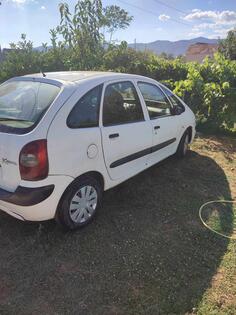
xmin=0 ymin=150 xmax=233 ymax=315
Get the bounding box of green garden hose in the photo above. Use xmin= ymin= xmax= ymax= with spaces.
xmin=199 ymin=200 xmax=236 ymax=240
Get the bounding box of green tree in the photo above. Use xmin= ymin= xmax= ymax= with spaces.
xmin=57 ymin=0 xmax=104 ymax=69
xmin=0 ymin=34 xmax=41 ymax=81
xmin=219 ymin=28 xmax=236 ymax=60
xmin=40 ymin=28 xmax=68 ymax=71
xmin=103 ymin=5 xmax=133 ymax=43
xmin=159 ymin=52 xmax=174 ymax=60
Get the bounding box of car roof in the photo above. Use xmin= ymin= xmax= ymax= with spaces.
xmin=23 ymin=71 xmax=151 ymax=84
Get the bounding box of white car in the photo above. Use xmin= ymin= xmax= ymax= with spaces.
xmin=0 ymin=71 xmax=195 ymax=230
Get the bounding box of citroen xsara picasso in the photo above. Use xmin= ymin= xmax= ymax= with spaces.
xmin=0 ymin=72 xmax=195 ymax=230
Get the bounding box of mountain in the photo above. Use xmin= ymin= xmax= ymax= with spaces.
xmin=128 ymin=37 xmax=219 ymax=57
xmin=34 ymin=37 xmax=219 ymax=57
xmin=33 ymin=46 xmax=52 ymax=52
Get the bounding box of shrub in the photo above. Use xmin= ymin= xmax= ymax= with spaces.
xmin=0 ymin=39 xmax=235 ymax=135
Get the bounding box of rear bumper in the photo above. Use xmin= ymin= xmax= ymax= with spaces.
xmin=0 ymin=175 xmax=73 ymax=221
xmin=0 ymin=185 xmax=54 ymax=206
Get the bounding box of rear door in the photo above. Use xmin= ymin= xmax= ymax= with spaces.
xmin=101 ymin=80 xmax=152 ymax=181
xmin=137 ymin=81 xmax=182 ymax=165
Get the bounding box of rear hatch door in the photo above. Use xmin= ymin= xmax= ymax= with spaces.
xmin=0 ymin=133 xmax=22 ymax=192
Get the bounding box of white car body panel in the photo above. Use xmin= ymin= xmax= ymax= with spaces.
xmin=101 ymin=121 xmax=152 ymax=180
xmin=0 ymin=71 xmax=196 ymax=221
xmin=0 ymin=175 xmax=73 ymax=221
xmin=100 ymin=79 xmax=153 ymax=181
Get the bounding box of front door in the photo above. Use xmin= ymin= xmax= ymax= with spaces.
xmin=101 ymin=80 xmax=152 ymax=181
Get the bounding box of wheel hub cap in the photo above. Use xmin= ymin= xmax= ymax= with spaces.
xmin=69 ymin=185 xmax=98 ymax=223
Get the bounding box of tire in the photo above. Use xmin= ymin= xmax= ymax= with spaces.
xmin=55 ymin=176 xmax=102 ymax=231
xmin=176 ymin=130 xmax=190 ymax=158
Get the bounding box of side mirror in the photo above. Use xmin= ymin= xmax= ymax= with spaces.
xmin=171 ymin=105 xmax=184 ymax=115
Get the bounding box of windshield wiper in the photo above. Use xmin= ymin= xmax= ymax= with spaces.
xmin=0 ymin=117 xmax=30 ymax=122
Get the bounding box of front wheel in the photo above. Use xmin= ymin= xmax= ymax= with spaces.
xmin=176 ymin=131 xmax=190 ymax=158
xmin=56 ymin=176 xmax=102 ymax=230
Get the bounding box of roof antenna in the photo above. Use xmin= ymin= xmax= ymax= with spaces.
xmin=39 ymin=67 xmax=46 ymax=78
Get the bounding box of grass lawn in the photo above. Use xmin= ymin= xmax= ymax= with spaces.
xmin=0 ymin=135 xmax=235 ymax=315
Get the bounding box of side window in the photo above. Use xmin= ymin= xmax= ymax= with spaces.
xmin=67 ymin=84 xmax=102 ymax=128
xmin=138 ymin=82 xmax=172 ymax=119
xmin=161 ymin=85 xmax=185 ymax=113
xmin=103 ymin=81 xmax=144 ymax=126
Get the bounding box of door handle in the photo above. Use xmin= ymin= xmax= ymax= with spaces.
xmin=154 ymin=126 xmax=160 ymax=130
xmin=109 ymin=133 xmax=119 ymax=139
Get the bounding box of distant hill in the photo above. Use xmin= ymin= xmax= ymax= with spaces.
xmin=128 ymin=37 xmax=219 ymax=57
xmin=33 ymin=46 xmax=52 ymax=52
xmin=34 ymin=37 xmax=219 ymax=57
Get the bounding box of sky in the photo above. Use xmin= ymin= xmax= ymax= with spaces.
xmin=0 ymin=0 xmax=236 ymax=48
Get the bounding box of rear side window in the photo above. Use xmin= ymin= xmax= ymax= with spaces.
xmin=67 ymin=84 xmax=102 ymax=128
xmin=0 ymin=80 xmax=60 ymax=134
xmin=138 ymin=82 xmax=171 ymax=119
xmin=103 ymin=81 xmax=144 ymax=126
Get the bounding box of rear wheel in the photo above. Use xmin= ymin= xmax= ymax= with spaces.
xmin=176 ymin=131 xmax=190 ymax=158
xmin=56 ymin=176 xmax=102 ymax=230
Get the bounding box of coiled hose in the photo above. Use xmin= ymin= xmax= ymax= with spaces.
xmin=199 ymin=200 xmax=236 ymax=240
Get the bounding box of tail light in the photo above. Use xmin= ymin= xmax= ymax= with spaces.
xmin=19 ymin=139 xmax=48 ymax=181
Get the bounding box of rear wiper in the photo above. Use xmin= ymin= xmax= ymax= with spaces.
xmin=0 ymin=117 xmax=30 ymax=122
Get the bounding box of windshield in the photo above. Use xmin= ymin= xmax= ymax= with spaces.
xmin=0 ymin=80 xmax=60 ymax=134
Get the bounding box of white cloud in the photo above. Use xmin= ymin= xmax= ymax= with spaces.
xmin=158 ymin=14 xmax=170 ymax=22
xmin=187 ymin=31 xmax=204 ymax=38
xmin=212 ymin=27 xmax=233 ymax=38
xmin=7 ymin=0 xmax=35 ymax=5
xmin=183 ymin=9 xmax=236 ymax=25
xmin=191 ymin=22 xmax=233 ymax=38
xmin=184 ymin=9 xmax=217 ymax=21
xmin=192 ymin=9 xmax=201 ymax=13
xmin=40 ymin=5 xmax=46 ymax=10
xmin=11 ymin=0 xmax=28 ymax=3
xmin=184 ymin=9 xmax=235 ymax=39
xmin=191 ymin=23 xmax=216 ymax=32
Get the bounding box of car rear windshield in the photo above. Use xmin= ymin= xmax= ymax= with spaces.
xmin=0 ymin=80 xmax=60 ymax=134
